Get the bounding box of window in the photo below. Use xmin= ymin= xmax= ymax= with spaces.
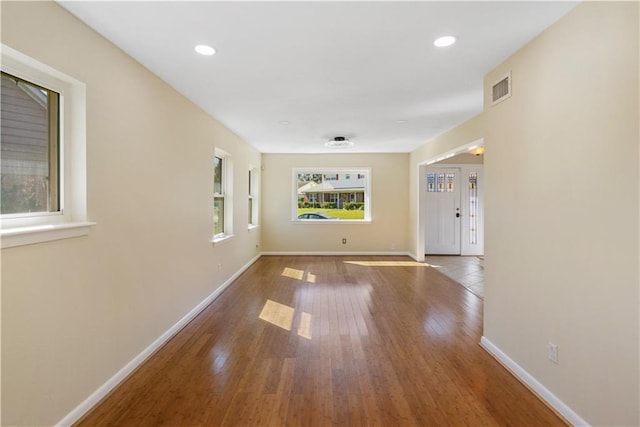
xmin=1 ymin=45 xmax=90 ymax=248
xmin=427 ymin=172 xmax=455 ymax=193
xmin=213 ymin=149 xmax=233 ymax=242
xmin=248 ymin=166 xmax=258 ymax=228
xmin=213 ymin=155 xmax=225 ymax=236
xmin=468 ymin=172 xmax=478 ymax=245
xmin=294 ymin=168 xmax=371 ymax=222
xmin=1 ymin=72 xmax=60 ymax=215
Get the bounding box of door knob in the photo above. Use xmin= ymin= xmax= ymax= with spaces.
xmin=456 ymin=213 xmax=460 ymax=218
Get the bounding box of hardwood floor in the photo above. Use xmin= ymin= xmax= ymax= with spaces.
xmin=77 ymin=256 xmax=564 ymax=426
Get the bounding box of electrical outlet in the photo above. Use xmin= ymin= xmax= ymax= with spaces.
xmin=342 ymin=238 xmax=347 ymax=244
xmin=548 ymin=342 xmax=558 ymax=364
xmin=217 ymin=264 xmax=222 ymax=272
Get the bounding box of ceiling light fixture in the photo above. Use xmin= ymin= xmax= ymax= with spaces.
xmin=194 ymin=44 xmax=216 ymax=56
xmin=469 ymin=146 xmax=485 ymax=156
xmin=325 ymin=136 xmax=354 ymax=149
xmin=433 ymin=36 xmax=456 ymax=48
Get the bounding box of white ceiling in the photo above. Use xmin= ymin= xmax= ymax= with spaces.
xmin=58 ymin=1 xmax=577 ymax=154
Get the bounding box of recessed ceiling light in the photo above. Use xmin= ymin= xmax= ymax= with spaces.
xmin=279 ymin=120 xmax=290 ymax=125
xmin=434 ymin=36 xmax=456 ymax=48
xmin=395 ymin=120 xmax=407 ymax=124
xmin=194 ymin=44 xmax=216 ymax=56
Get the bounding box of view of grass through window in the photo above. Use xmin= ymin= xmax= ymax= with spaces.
xmin=296 ymin=171 xmax=367 ymax=220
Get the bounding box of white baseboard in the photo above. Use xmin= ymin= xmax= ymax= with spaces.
xmin=260 ymin=251 xmax=411 ymax=256
xmin=479 ymin=336 xmax=589 ymax=427
xmin=56 ymin=253 xmax=262 ymax=427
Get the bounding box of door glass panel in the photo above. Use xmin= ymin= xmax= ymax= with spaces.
xmin=446 ymin=173 xmax=455 ymax=192
xmin=437 ymin=173 xmax=445 ymax=192
xmin=429 ymin=172 xmax=456 ymax=192
xmin=468 ymin=172 xmax=478 ymax=245
xmin=427 ymin=173 xmax=436 ymax=192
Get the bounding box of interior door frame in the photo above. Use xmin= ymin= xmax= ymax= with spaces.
xmin=416 ymin=138 xmax=484 ymax=262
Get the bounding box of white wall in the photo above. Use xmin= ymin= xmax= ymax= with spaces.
xmin=262 ymin=153 xmax=409 ymax=253
xmin=483 ymin=2 xmax=639 ymax=425
xmin=1 ymin=2 xmax=261 ymax=425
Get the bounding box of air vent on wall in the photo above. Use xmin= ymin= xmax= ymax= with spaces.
xmin=491 ymin=71 xmax=511 ymax=106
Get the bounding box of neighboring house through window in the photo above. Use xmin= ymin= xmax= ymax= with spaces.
xmin=0 ymin=45 xmax=89 ymax=248
xmin=1 ymin=71 xmax=59 ymax=215
xmin=294 ymin=168 xmax=371 ymax=221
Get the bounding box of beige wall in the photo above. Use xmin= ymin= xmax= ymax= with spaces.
xmin=3 ymin=1 xmax=639 ymax=426
xmin=261 ymin=153 xmax=409 ymax=253
xmin=1 ymin=2 xmax=261 ymax=425
xmin=408 ymin=114 xmax=484 ymax=259
xmin=483 ymin=2 xmax=639 ymax=425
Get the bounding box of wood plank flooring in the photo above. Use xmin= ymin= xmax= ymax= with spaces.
xmin=77 ymin=256 xmax=564 ymax=426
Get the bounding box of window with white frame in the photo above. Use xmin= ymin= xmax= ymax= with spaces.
xmin=293 ymin=168 xmax=371 ymax=222
xmin=0 ymin=45 xmax=89 ymax=248
xmin=248 ymin=166 xmax=258 ymax=228
xmin=213 ymin=150 xmax=233 ymax=242
xmin=1 ymin=71 xmax=60 ymax=215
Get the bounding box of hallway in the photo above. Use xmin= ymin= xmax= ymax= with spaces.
xmin=77 ymin=255 xmax=560 ymax=426
xmin=425 ymin=255 xmax=485 ymax=298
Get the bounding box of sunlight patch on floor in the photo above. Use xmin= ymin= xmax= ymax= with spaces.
xmin=282 ymin=267 xmax=304 ymax=280
xmin=259 ymin=299 xmax=294 ymax=331
xmin=282 ymin=267 xmax=316 ymax=283
xmin=297 ymin=312 xmax=313 ymax=339
xmin=259 ymin=299 xmax=313 ymax=339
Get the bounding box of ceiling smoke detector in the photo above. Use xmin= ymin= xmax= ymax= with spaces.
xmin=325 ymin=136 xmax=354 ymax=149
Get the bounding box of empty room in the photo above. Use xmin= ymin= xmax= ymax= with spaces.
xmin=1 ymin=1 xmax=638 ymax=426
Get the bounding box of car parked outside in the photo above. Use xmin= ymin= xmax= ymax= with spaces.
xmin=297 ymin=212 xmax=336 ymax=220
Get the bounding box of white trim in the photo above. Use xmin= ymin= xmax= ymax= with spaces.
xmin=248 ymin=165 xmax=259 ymax=228
xmin=1 ymin=44 xmax=88 ymax=235
xmin=56 ymin=253 xmax=262 ymax=427
xmin=292 ymin=167 xmax=372 ymax=222
xmin=261 ymin=251 xmax=412 ymax=257
xmin=1 ymin=221 xmax=95 ymax=248
xmin=211 ymin=233 xmax=235 ymax=246
xmin=213 ymin=149 xmax=233 ymax=240
xmin=479 ymin=336 xmax=589 ymax=427
xmin=290 ymin=219 xmax=372 ymax=225
xmin=417 ymin=138 xmax=484 ymax=167
xmin=415 ymin=138 xmax=484 ymax=261
xmin=425 ymin=164 xmax=484 ymax=256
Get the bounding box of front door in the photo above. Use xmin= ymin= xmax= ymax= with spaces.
xmin=425 ymin=168 xmax=461 ymax=254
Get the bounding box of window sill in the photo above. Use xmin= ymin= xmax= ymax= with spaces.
xmin=248 ymin=224 xmax=259 ymax=232
xmin=292 ymin=219 xmax=372 ymax=224
xmin=212 ymin=234 xmax=235 ymax=246
xmin=1 ymin=221 xmax=96 ymax=249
